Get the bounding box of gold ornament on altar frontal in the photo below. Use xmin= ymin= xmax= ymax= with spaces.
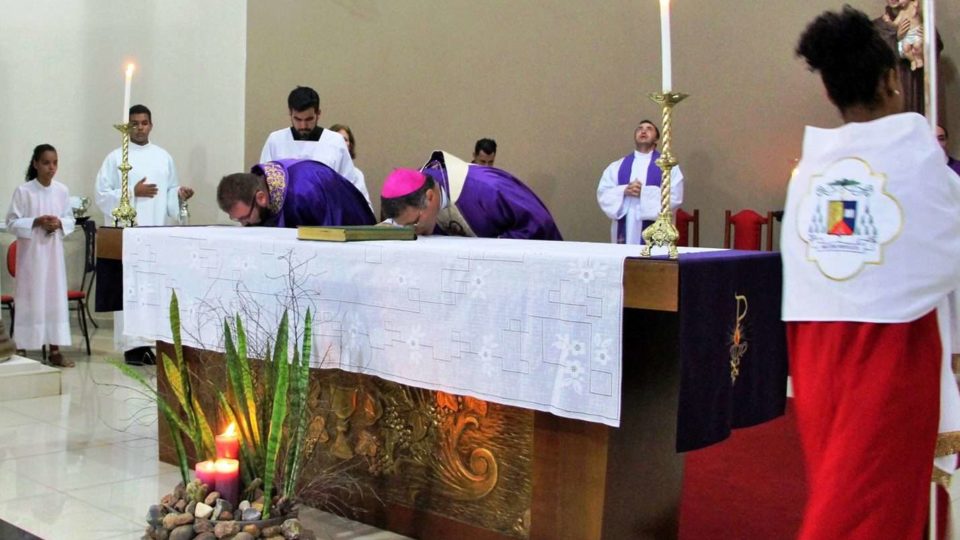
xmin=111 ymin=122 xmax=138 ymax=227
xmin=641 ymin=91 xmax=688 ymax=259
xmin=729 ymin=294 xmax=749 ymax=384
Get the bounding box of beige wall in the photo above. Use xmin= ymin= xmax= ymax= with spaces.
xmin=0 ymin=0 xmax=246 ymax=301
xmin=0 ymin=0 xmax=247 ymax=230
xmin=246 ymin=0 xmax=960 ymax=246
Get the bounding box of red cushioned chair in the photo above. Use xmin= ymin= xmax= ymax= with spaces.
xmin=676 ymin=208 xmax=700 ymax=247
xmin=724 ymin=209 xmax=770 ymax=251
xmin=765 ymin=210 xmax=784 ymax=252
xmin=2 ymin=242 xmax=15 ymax=335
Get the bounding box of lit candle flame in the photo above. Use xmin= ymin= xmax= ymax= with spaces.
xmin=126 ymin=63 xmax=135 ymax=76
xmin=223 ymin=422 xmax=237 ymax=437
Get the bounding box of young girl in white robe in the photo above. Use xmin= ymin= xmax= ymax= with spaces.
xmin=5 ymin=144 xmax=75 ymax=367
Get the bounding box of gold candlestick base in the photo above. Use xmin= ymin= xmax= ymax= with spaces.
xmin=640 ymin=91 xmax=688 ymax=259
xmin=111 ymin=123 xmax=138 ymax=228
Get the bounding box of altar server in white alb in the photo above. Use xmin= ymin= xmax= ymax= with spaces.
xmin=260 ymin=86 xmax=371 ymax=207
xmin=784 ymin=8 xmax=960 ymax=538
xmin=6 ymin=144 xmax=75 ymax=367
xmin=95 ymin=104 xmax=195 ymax=365
xmin=596 ymin=120 xmax=683 ymax=244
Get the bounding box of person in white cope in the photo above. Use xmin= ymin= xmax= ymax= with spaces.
xmin=6 ymin=144 xmax=76 ymax=367
xmin=596 ymin=120 xmax=683 ymax=244
xmin=95 ymin=104 xmax=195 ymax=366
xmin=784 ymin=7 xmax=960 ymax=539
xmin=260 ymin=86 xmax=371 ymax=207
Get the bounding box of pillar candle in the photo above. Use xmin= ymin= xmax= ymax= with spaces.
xmin=215 ymin=423 xmax=240 ymax=460
xmin=215 ymin=458 xmax=240 ymax=505
xmin=194 ymin=460 xmax=217 ymax=488
xmin=659 ymin=0 xmax=672 ymax=92
xmin=123 ymin=64 xmax=134 ymax=124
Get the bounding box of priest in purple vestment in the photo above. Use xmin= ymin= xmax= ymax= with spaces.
xmin=597 ymin=120 xmax=683 ymax=244
xmin=379 ymin=151 xmax=562 ymax=240
xmin=937 ymin=125 xmax=960 ymax=178
xmin=216 ymin=159 xmax=375 ymax=227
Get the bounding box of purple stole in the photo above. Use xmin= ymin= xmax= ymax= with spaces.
xmin=616 ymin=151 xmax=662 ymax=244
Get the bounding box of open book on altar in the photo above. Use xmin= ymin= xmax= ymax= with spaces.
xmin=297 ymin=224 xmax=417 ymax=242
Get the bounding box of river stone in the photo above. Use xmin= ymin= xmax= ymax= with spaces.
xmin=261 ymin=526 xmax=281 ymax=537
xmin=205 ymin=491 xmax=221 ymax=506
xmin=195 ymin=533 xmax=217 ymax=540
xmin=214 ymin=520 xmax=239 ymax=538
xmin=281 ymin=518 xmax=302 ymax=539
xmin=162 ymin=512 xmax=194 ymax=530
xmin=146 ymin=505 xmax=163 ymax=528
xmin=194 ymin=518 xmax=213 ymax=534
xmin=238 ymin=500 xmax=251 ymax=512
xmin=234 ymin=533 xmax=256 ymax=540
xmin=242 ymin=524 xmax=260 ymax=536
xmin=195 ymin=502 xmax=214 ymax=519
xmin=169 ymin=524 xmax=194 ymax=540
xmin=241 ymin=507 xmax=261 ymax=521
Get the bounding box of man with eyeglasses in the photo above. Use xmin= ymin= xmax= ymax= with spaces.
xmin=216 ymin=159 xmax=375 ymax=228
xmin=379 ymin=151 xmax=562 ymax=240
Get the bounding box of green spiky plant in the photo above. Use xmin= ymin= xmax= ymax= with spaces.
xmin=120 ymin=291 xmax=314 ymax=519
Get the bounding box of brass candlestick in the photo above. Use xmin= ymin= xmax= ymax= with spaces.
xmin=111 ymin=123 xmax=137 ymax=227
xmin=640 ymin=91 xmax=688 ymax=259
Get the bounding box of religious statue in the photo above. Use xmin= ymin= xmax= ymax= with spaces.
xmin=882 ymin=0 xmax=924 ymax=69
xmin=873 ymin=0 xmax=942 ymax=114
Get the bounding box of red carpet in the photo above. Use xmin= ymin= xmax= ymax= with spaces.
xmin=679 ymin=401 xmax=807 ymax=539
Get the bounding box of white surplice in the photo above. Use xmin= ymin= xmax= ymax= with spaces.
xmin=95 ymin=141 xmax=180 ymax=352
xmin=5 ymin=180 xmax=75 ymax=350
xmin=95 ymin=142 xmax=181 ymax=226
xmin=259 ymin=127 xmax=372 ymax=207
xmin=596 ymin=150 xmax=683 ymax=244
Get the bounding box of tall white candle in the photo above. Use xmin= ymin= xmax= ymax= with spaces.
xmin=123 ymin=64 xmax=134 ymax=124
xmin=659 ymin=0 xmax=672 ymax=93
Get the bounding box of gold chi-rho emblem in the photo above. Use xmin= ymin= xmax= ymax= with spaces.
xmin=729 ymin=294 xmax=749 ymax=384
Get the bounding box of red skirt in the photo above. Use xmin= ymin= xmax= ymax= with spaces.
xmin=788 ymin=310 xmax=941 ymax=540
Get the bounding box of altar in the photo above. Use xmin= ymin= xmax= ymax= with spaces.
xmin=108 ymin=226 xmax=787 ymax=539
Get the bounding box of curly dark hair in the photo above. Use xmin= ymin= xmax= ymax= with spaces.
xmin=795 ymin=6 xmax=896 ymax=111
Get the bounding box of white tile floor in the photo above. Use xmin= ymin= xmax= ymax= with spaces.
xmin=0 ymin=322 xmax=407 ymax=540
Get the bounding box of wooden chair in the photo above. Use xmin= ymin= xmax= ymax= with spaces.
xmin=765 ymin=211 xmax=784 ymax=252
xmin=68 ymin=219 xmax=96 ymax=354
xmin=724 ymin=209 xmax=770 ymax=251
xmin=1 ymin=242 xmax=15 ymax=335
xmin=676 ymin=208 xmax=700 ymax=247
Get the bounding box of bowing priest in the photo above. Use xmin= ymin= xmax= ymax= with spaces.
xmin=784 ymin=8 xmax=960 ymax=538
xmin=596 ymin=120 xmax=683 ymax=244
xmin=95 ymin=104 xmax=195 ymax=365
xmin=380 ymin=151 xmax=562 ymax=240
xmin=217 ymin=159 xmax=375 ymax=228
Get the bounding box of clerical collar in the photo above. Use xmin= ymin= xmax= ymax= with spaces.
xmin=634 ymin=148 xmax=656 ymax=157
xmin=290 ymin=126 xmax=323 ymax=141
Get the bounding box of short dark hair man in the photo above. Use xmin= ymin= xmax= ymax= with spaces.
xmin=217 ymin=159 xmax=374 ymax=228
xmin=596 ymin=119 xmax=683 ymax=244
xmin=259 ymin=86 xmax=371 ymax=206
xmin=472 ymin=138 xmax=497 ymax=166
